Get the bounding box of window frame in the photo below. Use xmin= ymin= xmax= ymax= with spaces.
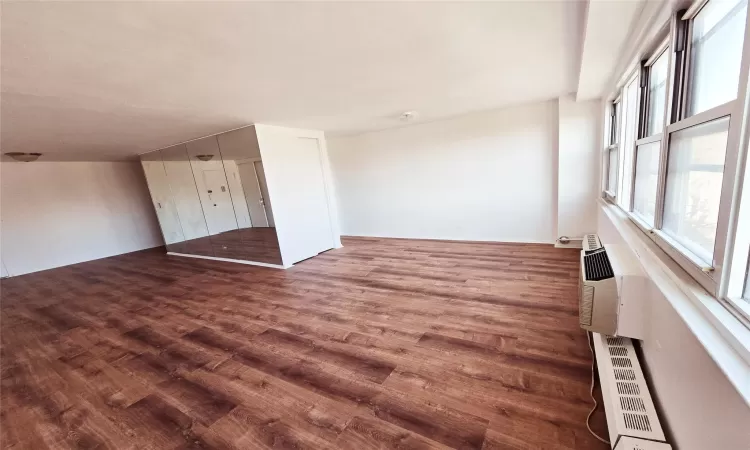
xmin=604 ymin=0 xmax=750 ymax=325
xmin=604 ymin=97 xmax=622 ymax=201
xmin=631 ymin=39 xmax=671 ymax=225
xmin=654 ymin=1 xmax=749 ymax=299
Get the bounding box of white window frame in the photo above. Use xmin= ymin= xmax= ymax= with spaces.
xmin=604 ymin=98 xmax=622 ymax=201
xmin=603 ymin=0 xmax=750 ymax=328
xmin=631 ymin=41 xmax=670 ymax=226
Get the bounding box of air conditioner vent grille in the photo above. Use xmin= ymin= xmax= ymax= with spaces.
xmin=623 ymin=412 xmax=652 ymax=432
xmin=579 ymin=285 xmax=594 ymax=326
xmin=620 ymin=396 xmax=647 ymax=412
xmin=608 ymin=346 xmax=628 ymax=356
xmin=583 ymin=248 xmax=614 ymax=281
xmin=616 ymin=382 xmax=640 ymax=396
xmin=583 ymin=234 xmax=602 ymax=251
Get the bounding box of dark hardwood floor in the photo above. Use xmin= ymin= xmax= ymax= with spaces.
xmin=0 ymin=237 xmax=608 ymax=449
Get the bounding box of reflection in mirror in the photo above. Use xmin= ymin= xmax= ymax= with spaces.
xmin=160 ymin=144 xmax=214 ymax=257
xmin=217 ymin=127 xmax=282 ymax=265
xmin=140 ymin=151 xmax=187 ymax=253
xmin=184 ymin=136 xmax=241 ymax=259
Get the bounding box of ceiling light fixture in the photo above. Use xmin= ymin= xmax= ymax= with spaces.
xmin=399 ymin=111 xmax=417 ymax=121
xmin=5 ymin=152 xmax=42 ymax=162
xmin=196 ymin=154 xmax=214 ymax=162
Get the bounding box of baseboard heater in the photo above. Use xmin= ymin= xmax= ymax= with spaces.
xmin=592 ymin=333 xmax=672 ymax=450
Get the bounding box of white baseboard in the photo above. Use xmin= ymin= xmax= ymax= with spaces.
xmin=555 ymin=241 xmax=583 ymax=249
xmin=166 ymin=252 xmax=289 ymax=269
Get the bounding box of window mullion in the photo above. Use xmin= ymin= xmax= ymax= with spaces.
xmin=654 ymin=14 xmax=683 ymax=231
xmin=671 ymin=13 xmax=690 ymax=124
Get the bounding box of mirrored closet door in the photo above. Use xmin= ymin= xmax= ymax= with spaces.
xmin=140 ymin=127 xmax=282 ymax=266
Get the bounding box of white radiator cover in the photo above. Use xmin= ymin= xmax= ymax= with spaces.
xmin=592 ymin=333 xmax=667 ymax=446
xmin=614 ymin=436 xmax=673 ymax=450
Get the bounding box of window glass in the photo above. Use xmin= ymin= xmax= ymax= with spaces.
xmin=688 ymin=0 xmax=748 ymax=116
xmin=663 ymin=116 xmax=729 ymax=263
xmin=607 ymin=148 xmax=618 ymax=193
xmin=633 ymin=142 xmax=661 ymax=224
xmin=647 ymin=51 xmax=669 ymax=136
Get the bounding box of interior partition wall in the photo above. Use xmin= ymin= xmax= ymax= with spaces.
xmin=140 ymin=124 xmax=341 ymax=268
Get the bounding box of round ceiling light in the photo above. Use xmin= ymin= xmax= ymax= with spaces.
xmin=5 ymin=152 xmax=42 ymax=162
xmin=399 ymin=111 xmax=417 ymax=121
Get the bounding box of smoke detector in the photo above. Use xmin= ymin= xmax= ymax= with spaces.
xmin=5 ymin=152 xmax=42 ymax=162
xmin=399 ymin=111 xmax=417 ymax=121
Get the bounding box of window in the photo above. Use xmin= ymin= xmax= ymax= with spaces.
xmin=632 ymin=141 xmax=661 ymax=224
xmin=646 ymin=50 xmax=669 ymax=136
xmin=607 ymin=147 xmax=619 ymax=194
xmin=687 ymin=0 xmax=748 ymax=116
xmin=662 ymin=117 xmax=729 ymax=263
xmin=632 ymin=44 xmax=669 ymax=226
xmin=610 ymin=100 xmax=621 ymax=145
xmin=601 ymin=0 xmax=750 ymax=302
xmin=605 ymin=100 xmax=621 ymax=197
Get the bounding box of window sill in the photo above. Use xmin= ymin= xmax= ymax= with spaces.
xmin=600 ymin=199 xmax=750 ymax=407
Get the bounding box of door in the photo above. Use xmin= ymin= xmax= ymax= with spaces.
xmin=237 ymin=161 xmax=268 ymax=227
xmin=254 ymin=161 xmax=276 ymax=227
xmin=141 ymin=159 xmax=185 ymax=245
xmin=255 ymin=130 xmax=334 ymax=265
xmin=201 ymin=169 xmax=238 ymax=235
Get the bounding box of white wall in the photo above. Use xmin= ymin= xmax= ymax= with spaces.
xmin=557 ymin=95 xmax=600 ymax=238
xmin=255 ymin=125 xmax=341 ymax=266
xmin=0 ymin=161 xmax=163 ymax=276
xmin=598 ymin=206 xmax=750 ymax=449
xmin=328 ymin=101 xmax=559 ymax=243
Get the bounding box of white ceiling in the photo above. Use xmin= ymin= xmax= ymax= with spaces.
xmin=1 ymin=1 xmax=589 ymax=160
xmin=577 ymin=0 xmax=646 ymax=101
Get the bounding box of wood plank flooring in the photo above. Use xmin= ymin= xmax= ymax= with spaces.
xmin=0 ymin=236 xmax=608 ymax=449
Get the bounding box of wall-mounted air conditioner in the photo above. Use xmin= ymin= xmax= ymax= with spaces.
xmin=579 ymin=234 xmax=650 ymax=339
xmin=579 ymin=242 xmax=618 ymax=335
xmin=593 ymin=334 xmax=671 ymax=449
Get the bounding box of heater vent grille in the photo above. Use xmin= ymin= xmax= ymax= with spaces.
xmin=596 ymin=334 xmax=666 ymax=442
xmin=620 ymin=396 xmax=647 ymax=412
xmin=614 ymin=368 xmax=637 ymax=380
xmin=609 ymin=346 xmax=629 ymax=356
xmin=612 ymin=357 xmax=633 ymax=368
xmin=607 ymin=336 xmax=627 ymax=346
xmin=616 ymin=382 xmax=640 ymax=396
xmin=623 ymin=413 xmax=652 ymax=432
